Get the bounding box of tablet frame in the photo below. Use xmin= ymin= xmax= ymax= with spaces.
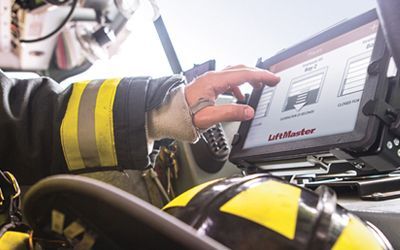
xmin=230 ymin=9 xmax=391 ymax=166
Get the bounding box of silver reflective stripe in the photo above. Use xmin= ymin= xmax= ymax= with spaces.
xmin=77 ymin=79 xmax=103 ymax=167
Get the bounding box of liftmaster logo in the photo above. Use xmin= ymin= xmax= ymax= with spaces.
xmin=268 ymin=128 xmax=316 ymax=141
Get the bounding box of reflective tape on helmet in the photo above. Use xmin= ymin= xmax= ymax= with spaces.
xmin=163 ymin=179 xmax=222 ymax=210
xmin=0 ymin=231 xmax=29 ymax=250
xmin=219 ymin=180 xmax=301 ymax=240
xmin=332 ymin=216 xmax=383 ymax=250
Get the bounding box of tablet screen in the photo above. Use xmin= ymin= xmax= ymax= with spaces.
xmin=243 ymin=20 xmax=379 ymax=149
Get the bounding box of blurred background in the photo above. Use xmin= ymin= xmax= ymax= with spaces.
xmin=64 ymin=0 xmax=377 ymax=89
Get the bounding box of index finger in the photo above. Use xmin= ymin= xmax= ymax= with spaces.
xmin=206 ymin=68 xmax=280 ymax=95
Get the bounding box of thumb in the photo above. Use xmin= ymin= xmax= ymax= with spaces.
xmin=193 ymin=104 xmax=255 ymax=129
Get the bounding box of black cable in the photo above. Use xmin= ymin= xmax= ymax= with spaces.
xmin=20 ymin=0 xmax=78 ymax=43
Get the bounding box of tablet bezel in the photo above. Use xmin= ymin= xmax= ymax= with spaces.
xmin=230 ymin=9 xmax=390 ymax=165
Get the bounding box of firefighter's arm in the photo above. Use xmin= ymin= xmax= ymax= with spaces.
xmin=0 ymin=71 xmax=184 ymax=182
xmin=0 ymin=65 xmax=278 ymax=183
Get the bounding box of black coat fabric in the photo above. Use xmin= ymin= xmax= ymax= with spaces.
xmin=0 ymin=70 xmax=184 ymax=184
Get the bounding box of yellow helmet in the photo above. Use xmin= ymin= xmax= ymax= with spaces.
xmin=163 ymin=174 xmax=393 ymax=250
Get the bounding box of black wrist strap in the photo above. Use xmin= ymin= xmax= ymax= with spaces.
xmin=114 ymin=77 xmax=150 ymax=170
xmin=129 ymin=77 xmax=151 ymax=169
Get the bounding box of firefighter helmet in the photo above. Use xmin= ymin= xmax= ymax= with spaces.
xmin=163 ymin=174 xmax=393 ymax=250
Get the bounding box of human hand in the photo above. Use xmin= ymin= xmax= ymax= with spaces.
xmin=184 ymin=65 xmax=280 ymax=129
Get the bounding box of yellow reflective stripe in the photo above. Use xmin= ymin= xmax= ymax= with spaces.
xmin=163 ymin=179 xmax=222 ymax=210
xmin=61 ymin=81 xmax=89 ymax=170
xmin=0 ymin=231 xmax=29 ymax=249
xmin=220 ymin=180 xmax=301 ymax=240
xmin=332 ymin=216 xmax=383 ymax=250
xmin=94 ymin=78 xmax=120 ymax=166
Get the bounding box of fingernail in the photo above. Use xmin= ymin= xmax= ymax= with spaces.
xmin=244 ymin=107 xmax=254 ymax=120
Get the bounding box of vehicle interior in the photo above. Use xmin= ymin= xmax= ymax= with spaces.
xmin=0 ymin=0 xmax=399 ymax=249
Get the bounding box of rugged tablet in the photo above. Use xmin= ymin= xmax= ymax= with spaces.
xmin=230 ymin=9 xmax=399 ymax=175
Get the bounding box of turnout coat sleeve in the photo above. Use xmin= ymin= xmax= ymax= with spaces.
xmin=0 ymin=70 xmax=184 ymax=184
